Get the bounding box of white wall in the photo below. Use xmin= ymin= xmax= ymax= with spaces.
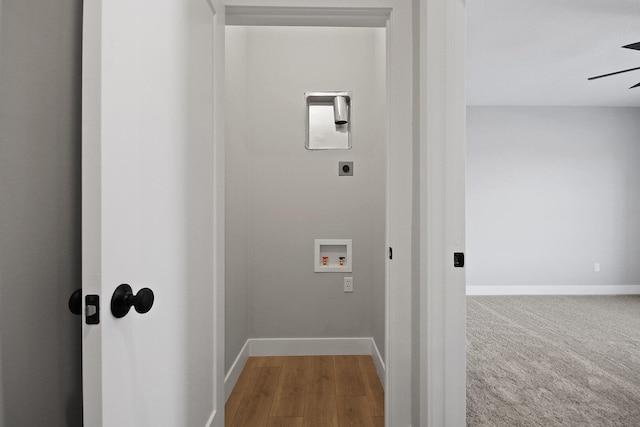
xmin=225 ymin=26 xmax=386 ymax=369
xmin=0 ymin=0 xmax=82 ymax=425
xmin=467 ymin=107 xmax=640 ymax=293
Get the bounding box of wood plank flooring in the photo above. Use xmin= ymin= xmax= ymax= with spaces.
xmin=226 ymin=355 xmax=384 ymax=427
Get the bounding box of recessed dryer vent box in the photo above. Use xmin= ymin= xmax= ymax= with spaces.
xmin=305 ymin=92 xmax=352 ymax=150
xmin=314 ymin=239 xmax=352 ymax=273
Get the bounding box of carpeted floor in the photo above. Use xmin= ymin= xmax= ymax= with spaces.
xmin=467 ymin=295 xmax=640 ymax=426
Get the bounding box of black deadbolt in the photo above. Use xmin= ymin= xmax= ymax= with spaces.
xmin=342 ymin=164 xmax=350 ymax=173
xmin=111 ymin=284 xmax=155 ymax=318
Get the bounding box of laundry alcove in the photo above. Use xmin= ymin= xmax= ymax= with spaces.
xmin=224 ymin=25 xmax=387 ymax=398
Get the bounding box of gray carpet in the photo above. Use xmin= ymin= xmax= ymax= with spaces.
xmin=467 ymin=295 xmax=640 ymax=426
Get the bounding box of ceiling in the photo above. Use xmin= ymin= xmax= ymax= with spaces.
xmin=467 ymin=0 xmax=640 ymax=106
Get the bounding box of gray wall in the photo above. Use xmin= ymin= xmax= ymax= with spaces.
xmin=467 ymin=106 xmax=640 ymax=289
xmin=370 ymin=29 xmax=387 ymax=361
xmin=0 ymin=0 xmax=82 ymax=426
xmin=225 ymin=27 xmax=250 ymax=373
xmin=225 ymin=26 xmax=386 ymax=371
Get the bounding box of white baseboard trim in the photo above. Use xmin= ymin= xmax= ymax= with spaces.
xmin=204 ymin=409 xmax=217 ymax=427
xmin=224 ymin=340 xmax=250 ymax=401
xmin=248 ymin=337 xmax=374 ymax=356
xmin=370 ymin=338 xmax=386 ymax=388
xmin=224 ymin=337 xmax=386 ymax=401
xmin=467 ymin=285 xmax=640 ymax=296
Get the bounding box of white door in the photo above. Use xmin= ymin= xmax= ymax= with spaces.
xmin=81 ymin=0 xmax=225 ymax=426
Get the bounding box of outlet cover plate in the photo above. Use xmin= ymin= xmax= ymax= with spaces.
xmin=344 ymin=277 xmax=353 ymax=293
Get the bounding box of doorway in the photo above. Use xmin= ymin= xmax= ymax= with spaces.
xmin=223 ymin=23 xmax=387 ymax=420
xmin=216 ymin=3 xmax=417 ymax=424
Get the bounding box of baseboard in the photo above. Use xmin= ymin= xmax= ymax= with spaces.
xmin=248 ymin=337 xmax=374 ymax=356
xmin=224 ymin=340 xmax=250 ymax=401
xmin=370 ymin=338 xmax=386 ymax=388
xmin=204 ymin=409 xmax=217 ymax=427
xmin=467 ymin=285 xmax=640 ymax=296
xmin=225 ymin=337 xmax=386 ymax=401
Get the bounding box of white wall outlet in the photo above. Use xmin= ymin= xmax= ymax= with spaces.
xmin=344 ymin=277 xmax=353 ymax=293
xmin=594 ymin=263 xmax=600 ymax=272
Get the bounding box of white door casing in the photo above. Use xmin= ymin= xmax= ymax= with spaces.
xmin=82 ymin=0 xmax=225 ymax=425
xmin=416 ymin=0 xmax=467 ymax=425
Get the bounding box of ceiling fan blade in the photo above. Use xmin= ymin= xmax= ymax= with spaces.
xmin=630 ymin=82 xmax=640 ymax=89
xmin=588 ymin=66 xmax=640 ymax=81
xmin=623 ymin=42 xmax=640 ymax=51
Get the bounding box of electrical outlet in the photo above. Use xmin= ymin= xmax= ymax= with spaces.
xmin=344 ymin=277 xmax=353 ymax=293
xmin=594 ymin=263 xmax=600 ymax=272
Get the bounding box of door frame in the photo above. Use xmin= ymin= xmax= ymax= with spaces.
xmin=415 ymin=0 xmax=467 ymax=425
xmin=218 ymin=1 xmax=414 ymax=426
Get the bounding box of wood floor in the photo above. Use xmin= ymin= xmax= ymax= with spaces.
xmin=226 ymin=355 xmax=384 ymax=426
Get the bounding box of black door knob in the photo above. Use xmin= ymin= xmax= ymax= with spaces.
xmin=111 ymin=284 xmax=155 ymax=318
xmin=69 ymin=288 xmax=82 ymax=315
